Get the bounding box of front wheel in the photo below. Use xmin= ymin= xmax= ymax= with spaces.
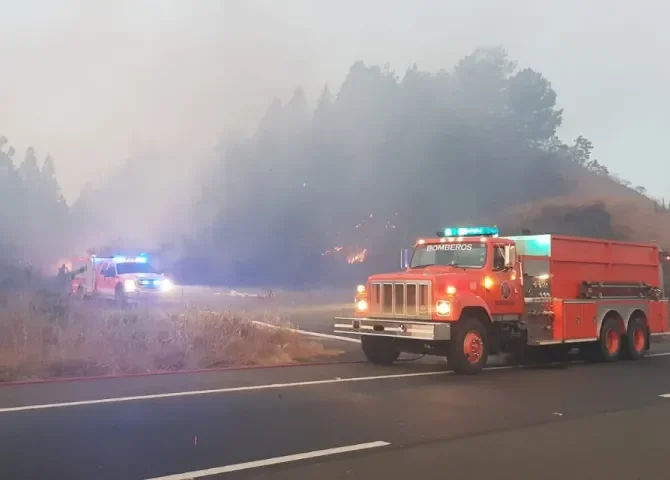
xmin=115 ymin=285 xmax=127 ymax=308
xmin=361 ymin=336 xmax=400 ymax=366
xmin=447 ymin=317 xmax=489 ymax=374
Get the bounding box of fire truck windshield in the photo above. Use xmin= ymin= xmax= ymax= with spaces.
xmin=410 ymin=242 xmax=487 ymax=269
xmin=116 ymin=262 xmax=156 ymax=275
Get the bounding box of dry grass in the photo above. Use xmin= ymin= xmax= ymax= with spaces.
xmin=0 ymin=291 xmax=344 ymax=382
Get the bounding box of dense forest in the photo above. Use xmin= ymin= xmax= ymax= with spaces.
xmin=178 ymin=47 xmax=627 ymax=286
xmin=0 ymin=47 xmax=652 ymax=287
xmin=0 ymin=141 xmax=69 ymax=271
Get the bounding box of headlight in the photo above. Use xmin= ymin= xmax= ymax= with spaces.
xmin=124 ymin=279 xmax=137 ymax=292
xmin=160 ymin=279 xmax=174 ymax=292
xmin=356 ymin=299 xmax=368 ymax=312
xmin=436 ymin=300 xmax=451 ymax=316
xmin=356 ymin=284 xmax=366 ymax=294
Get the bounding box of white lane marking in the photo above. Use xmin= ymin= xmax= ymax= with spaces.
xmin=144 ymin=441 xmax=390 ymax=479
xmin=648 ymin=352 xmax=670 ymax=357
xmin=2 ymin=351 xmax=669 ymax=414
xmin=251 ymin=320 xmax=360 ymax=344
xmin=0 ymin=370 xmax=463 ymax=414
xmin=659 ymin=394 xmax=670 ymax=398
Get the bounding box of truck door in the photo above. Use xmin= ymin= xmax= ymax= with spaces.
xmin=99 ymin=262 xmax=117 ymax=297
xmin=490 ymin=243 xmax=523 ymax=315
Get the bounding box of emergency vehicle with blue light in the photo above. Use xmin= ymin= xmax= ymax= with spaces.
xmin=71 ymin=253 xmax=174 ymax=305
xmin=334 ymin=226 xmax=670 ymax=374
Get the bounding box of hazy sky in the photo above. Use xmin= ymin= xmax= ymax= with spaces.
xmin=1 ymin=0 xmax=669 ymax=201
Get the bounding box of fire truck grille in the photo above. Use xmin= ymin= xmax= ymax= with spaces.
xmin=369 ymin=281 xmax=432 ymax=318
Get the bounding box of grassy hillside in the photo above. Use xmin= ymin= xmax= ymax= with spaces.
xmin=502 ymin=163 xmax=670 ymax=249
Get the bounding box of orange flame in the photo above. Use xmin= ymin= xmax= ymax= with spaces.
xmin=321 ymin=246 xmax=344 ymax=256
xmin=347 ymin=248 xmax=368 ymax=264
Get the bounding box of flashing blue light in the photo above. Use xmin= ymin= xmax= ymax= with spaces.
xmin=113 ymin=255 xmax=149 ymax=263
xmin=438 ymin=226 xmax=499 ymax=238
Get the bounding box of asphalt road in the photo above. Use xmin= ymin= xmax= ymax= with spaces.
xmin=1 ymin=341 xmax=670 ymax=480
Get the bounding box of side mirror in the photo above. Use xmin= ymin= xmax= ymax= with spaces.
xmin=400 ymin=248 xmax=410 ymax=270
xmin=504 ymin=246 xmax=515 ymax=268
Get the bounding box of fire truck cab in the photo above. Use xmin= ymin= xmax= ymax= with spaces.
xmin=71 ymin=254 xmax=174 ymax=305
xmin=334 ymin=226 xmax=670 ymax=374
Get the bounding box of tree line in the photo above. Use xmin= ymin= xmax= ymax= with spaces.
xmin=182 ymin=47 xmax=647 ymax=286
xmin=0 ymin=139 xmax=68 ymax=273
xmin=0 ymin=47 xmax=655 ymax=287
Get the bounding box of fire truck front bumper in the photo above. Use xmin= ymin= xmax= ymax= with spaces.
xmin=334 ymin=317 xmax=451 ymax=341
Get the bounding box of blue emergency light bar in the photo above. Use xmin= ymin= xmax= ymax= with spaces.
xmin=113 ymin=255 xmax=148 ymax=263
xmin=437 ymin=226 xmax=499 ymax=238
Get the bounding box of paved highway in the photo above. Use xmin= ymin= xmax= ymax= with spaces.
xmin=1 ymin=339 xmax=670 ymax=480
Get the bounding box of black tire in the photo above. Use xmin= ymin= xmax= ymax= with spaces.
xmin=586 ymin=317 xmax=622 ymax=362
xmin=361 ymin=336 xmax=400 ymax=366
xmin=622 ymin=316 xmax=648 ymax=361
xmin=115 ymin=284 xmax=127 ymax=308
xmin=447 ymin=316 xmax=489 ymax=374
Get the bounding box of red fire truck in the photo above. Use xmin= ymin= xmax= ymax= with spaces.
xmin=334 ymin=226 xmax=670 ymax=374
xmin=71 ymin=253 xmax=174 ymax=305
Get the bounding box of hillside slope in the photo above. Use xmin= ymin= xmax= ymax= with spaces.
xmin=502 ymin=164 xmax=670 ymax=249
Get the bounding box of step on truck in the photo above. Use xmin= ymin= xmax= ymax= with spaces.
xmin=334 ymin=226 xmax=670 ymax=374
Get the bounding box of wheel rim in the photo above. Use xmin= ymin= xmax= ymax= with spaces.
xmin=633 ymin=327 xmax=646 ymax=352
xmin=463 ymin=330 xmax=484 ymax=364
xmin=605 ymin=328 xmax=620 ymax=354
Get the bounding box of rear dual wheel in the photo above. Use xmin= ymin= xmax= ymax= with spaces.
xmin=585 ymin=317 xmax=622 ymax=362
xmin=586 ymin=316 xmax=648 ymax=362
xmin=622 ymin=316 xmax=648 ymax=360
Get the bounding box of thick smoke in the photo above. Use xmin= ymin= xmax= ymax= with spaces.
xmin=173 ymin=48 xmax=576 ymax=287
xmin=0 ymin=46 xmax=642 ymax=288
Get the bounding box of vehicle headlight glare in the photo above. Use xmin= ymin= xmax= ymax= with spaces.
xmin=436 ymin=300 xmax=451 ymax=316
xmin=356 ymin=299 xmax=368 ymax=312
xmin=160 ymin=279 xmax=174 ymax=292
xmin=124 ymin=279 xmax=136 ymax=292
